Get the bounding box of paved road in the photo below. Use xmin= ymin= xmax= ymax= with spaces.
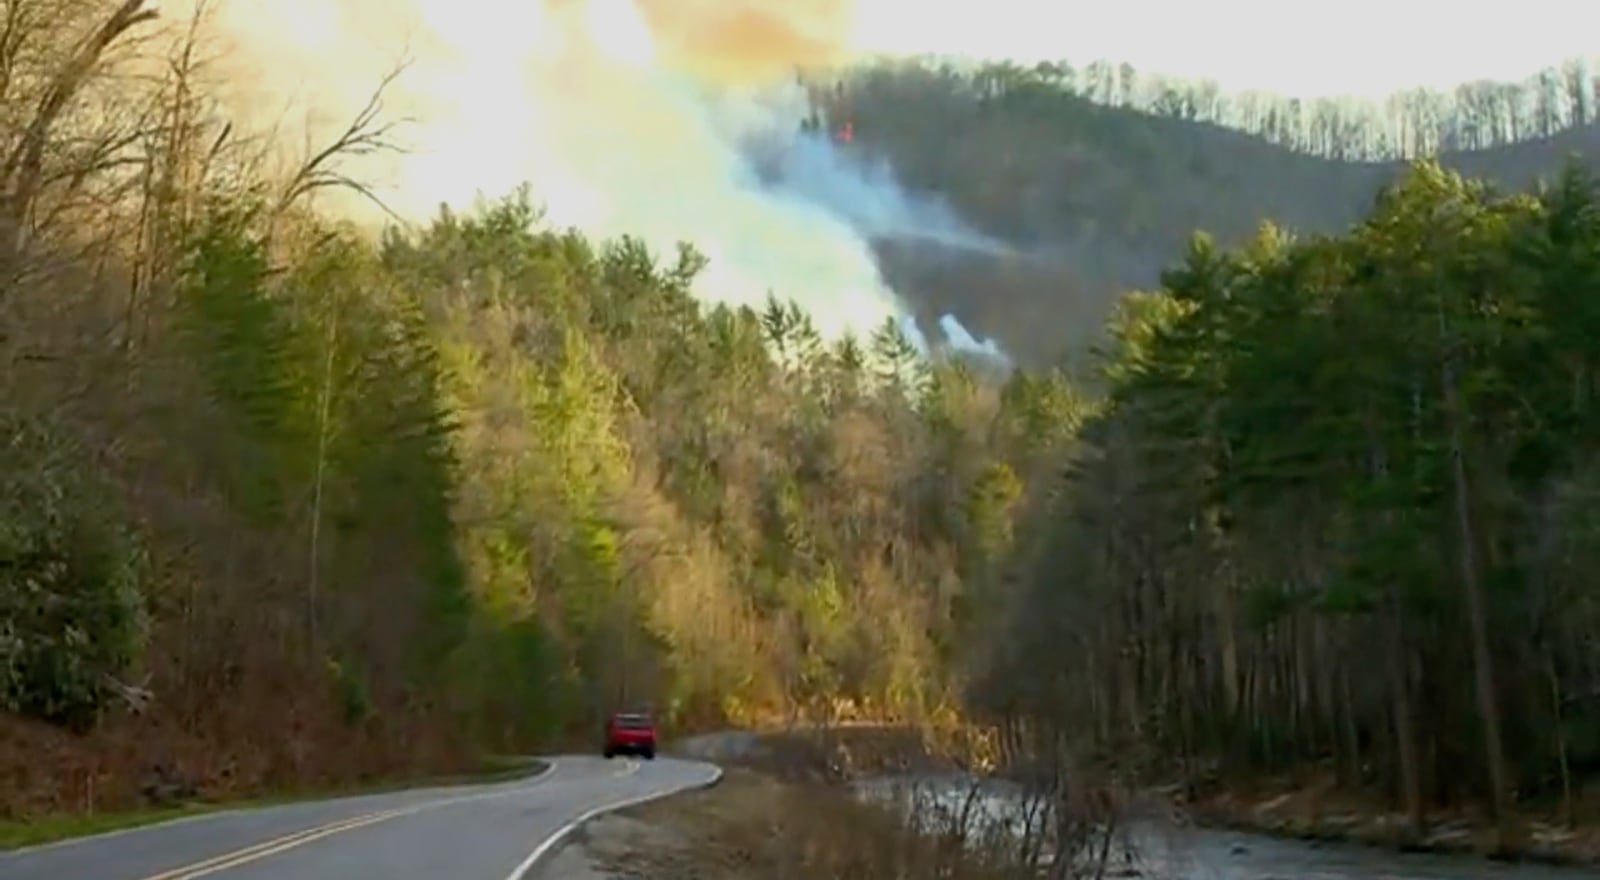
xmin=0 ymin=755 xmax=719 ymax=880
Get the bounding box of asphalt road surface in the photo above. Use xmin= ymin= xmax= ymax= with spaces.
xmin=0 ymin=755 xmax=719 ymax=880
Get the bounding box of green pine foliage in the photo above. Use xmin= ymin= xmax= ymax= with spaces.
xmin=0 ymin=410 xmax=148 ymax=730
xmin=982 ymin=159 xmax=1600 ymax=828
xmin=7 ymin=4 xmax=1599 ymax=830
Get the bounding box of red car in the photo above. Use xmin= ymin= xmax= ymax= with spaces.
xmin=602 ymin=711 xmax=657 ymax=760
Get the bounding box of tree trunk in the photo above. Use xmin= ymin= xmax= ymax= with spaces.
xmin=1546 ymin=650 xmax=1574 ymax=829
xmin=1438 ymin=313 xmax=1512 ymax=837
xmin=1366 ymin=420 xmax=1421 ymax=832
xmin=1217 ymin=568 xmax=1241 ymax=725
xmin=307 ymin=312 xmax=338 ymax=657
xmin=1339 ymin=661 xmax=1361 ymax=788
xmin=1386 ymin=600 xmax=1425 ymax=838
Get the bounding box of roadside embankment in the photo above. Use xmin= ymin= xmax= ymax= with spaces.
xmin=533 ymin=766 xmax=1023 ymax=880
xmin=533 ymin=725 xmax=1032 ymax=880
xmin=0 ymin=712 xmax=546 ymax=852
xmin=1183 ymin=777 xmax=1600 ymax=869
xmin=538 ymin=726 xmax=1600 ymax=879
xmin=704 ymin=725 xmax=1600 ymax=870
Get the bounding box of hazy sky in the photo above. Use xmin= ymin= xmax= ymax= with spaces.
xmin=849 ymin=0 xmax=1598 ymax=97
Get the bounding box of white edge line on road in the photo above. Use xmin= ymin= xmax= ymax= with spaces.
xmin=2 ymin=760 xmax=557 ymax=858
xmin=504 ymin=760 xmax=724 ymax=880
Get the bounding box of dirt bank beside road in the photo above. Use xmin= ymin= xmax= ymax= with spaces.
xmin=532 ymin=727 xmax=1019 ymax=880
xmin=533 ymin=727 xmax=1600 ymax=880
xmin=533 ymin=766 xmax=1020 ymax=880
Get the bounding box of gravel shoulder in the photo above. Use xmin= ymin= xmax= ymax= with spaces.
xmin=532 ymin=769 xmax=785 ymax=880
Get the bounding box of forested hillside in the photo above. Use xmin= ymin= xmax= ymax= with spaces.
xmin=7 ymin=0 xmax=1600 ymax=854
xmin=976 ymin=161 xmax=1600 ymax=843
xmin=806 ymin=58 xmax=1600 ymax=362
xmin=0 ymin=2 xmax=1085 ymax=816
xmin=2 ymin=158 xmax=1087 ymax=815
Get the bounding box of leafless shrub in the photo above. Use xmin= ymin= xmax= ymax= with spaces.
xmin=857 ymin=771 xmax=1157 ymax=880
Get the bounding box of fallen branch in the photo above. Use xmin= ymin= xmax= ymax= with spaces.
xmin=101 ymin=671 xmax=155 ymax=715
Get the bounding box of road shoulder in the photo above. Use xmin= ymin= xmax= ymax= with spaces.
xmin=530 ymin=769 xmax=792 ymax=880
xmin=530 ymin=765 xmax=1002 ymax=880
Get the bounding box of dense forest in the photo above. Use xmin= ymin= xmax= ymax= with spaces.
xmin=902 ymin=55 xmax=1599 ymax=158
xmin=5 ymin=0 xmax=1600 ymax=850
xmin=1 ymin=0 xmax=1082 ymax=815
xmin=976 ymin=162 xmax=1600 ymax=842
xmin=803 ymin=57 xmax=1600 ymax=363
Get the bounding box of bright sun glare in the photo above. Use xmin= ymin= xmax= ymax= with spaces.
xmin=585 ymin=0 xmax=656 ymax=66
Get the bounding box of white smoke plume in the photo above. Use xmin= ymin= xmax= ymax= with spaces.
xmin=749 ymin=130 xmax=1009 ymax=257
xmin=160 ymin=0 xmax=1010 ymax=360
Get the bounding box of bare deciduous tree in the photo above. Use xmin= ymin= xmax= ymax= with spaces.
xmin=0 ymin=0 xmax=159 ymax=285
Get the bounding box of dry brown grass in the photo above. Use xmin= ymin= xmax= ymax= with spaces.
xmin=585 ymin=769 xmax=1031 ymax=880
xmin=1185 ymin=772 xmax=1600 ymax=868
xmin=0 ymin=691 xmax=469 ymax=821
xmin=565 ymin=724 xmax=1161 ymax=880
xmin=719 ymin=723 xmax=982 ymax=785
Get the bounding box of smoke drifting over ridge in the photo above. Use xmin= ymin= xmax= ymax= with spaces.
xmin=620 ymin=0 xmax=857 ymax=83
xmin=169 ymin=0 xmax=1009 ymax=359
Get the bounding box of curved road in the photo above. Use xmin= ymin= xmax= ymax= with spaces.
xmin=0 ymin=755 xmax=718 ymax=880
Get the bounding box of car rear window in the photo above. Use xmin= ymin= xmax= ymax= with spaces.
xmin=614 ymin=714 xmax=651 ymax=729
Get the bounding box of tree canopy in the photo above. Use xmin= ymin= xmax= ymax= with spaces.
xmin=978 ymin=160 xmax=1600 ymax=836
xmin=5 ymin=0 xmax=1600 ymax=843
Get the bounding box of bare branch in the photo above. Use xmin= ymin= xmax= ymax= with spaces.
xmin=274 ymin=60 xmax=414 ymax=222
xmin=101 ymin=671 xmax=155 ymax=715
xmin=0 ymin=0 xmax=35 ymax=103
xmin=2 ymin=0 xmax=160 ymax=202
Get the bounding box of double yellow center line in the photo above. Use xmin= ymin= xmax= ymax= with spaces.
xmin=135 ymin=758 xmax=638 ymax=879
xmin=139 ymin=808 xmax=407 ymax=880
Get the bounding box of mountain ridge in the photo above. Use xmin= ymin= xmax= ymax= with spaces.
xmin=815 ymin=64 xmax=1600 ymax=362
